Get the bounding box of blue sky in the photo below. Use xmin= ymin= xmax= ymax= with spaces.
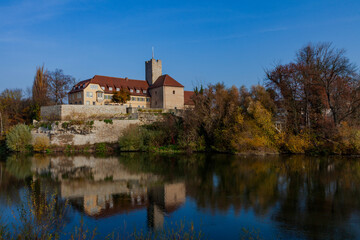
xmin=1 ymin=0 xmax=360 ymax=92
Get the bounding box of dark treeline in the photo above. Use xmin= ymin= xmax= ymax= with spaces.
xmin=120 ymin=43 xmax=360 ymax=154
xmin=0 ymin=66 xmax=75 ymax=138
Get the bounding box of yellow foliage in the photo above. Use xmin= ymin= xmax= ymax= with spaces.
xmin=33 ymin=135 xmax=50 ymax=152
xmin=248 ymin=101 xmax=276 ymax=138
xmin=337 ymin=122 xmax=360 ymax=153
xmin=285 ymin=133 xmax=312 ymax=153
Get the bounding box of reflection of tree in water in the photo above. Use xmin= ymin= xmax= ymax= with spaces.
xmin=1 ymin=154 xmax=71 ymax=232
xmin=0 ymin=161 xmax=28 ymax=206
xmin=273 ymin=155 xmax=360 ymax=240
xmin=5 ymin=154 xmax=32 ymax=180
xmin=3 ymin=153 xmax=360 ymax=238
xmin=185 ymin=154 xmax=360 ymax=239
xmin=119 ymin=153 xmax=360 ymax=238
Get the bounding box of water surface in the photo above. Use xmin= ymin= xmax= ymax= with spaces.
xmin=1 ymin=153 xmax=360 ymax=239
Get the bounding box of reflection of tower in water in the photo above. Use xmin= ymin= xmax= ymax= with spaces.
xmin=147 ymin=183 xmax=186 ymax=230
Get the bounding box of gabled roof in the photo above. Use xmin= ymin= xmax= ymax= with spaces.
xmin=69 ymin=75 xmax=150 ymax=96
xmin=149 ymin=74 xmax=184 ymax=89
xmin=69 ymin=79 xmax=91 ymax=93
xmin=184 ymin=91 xmax=195 ymax=105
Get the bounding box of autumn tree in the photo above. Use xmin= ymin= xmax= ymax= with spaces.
xmin=32 ymin=65 xmax=49 ymax=106
xmin=266 ymin=43 xmax=360 ymax=135
xmin=47 ymin=69 xmax=75 ymax=104
xmin=0 ymin=89 xmax=30 ymax=135
xmin=112 ymin=88 xmax=130 ymax=104
xmin=296 ymin=43 xmax=360 ymax=126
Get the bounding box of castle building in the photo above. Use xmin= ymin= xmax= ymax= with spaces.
xmin=68 ymin=58 xmax=194 ymax=109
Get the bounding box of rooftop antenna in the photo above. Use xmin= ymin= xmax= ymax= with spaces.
xmin=152 ymin=46 xmax=154 ymax=59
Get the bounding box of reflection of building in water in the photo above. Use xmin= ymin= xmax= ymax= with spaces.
xmin=43 ymin=155 xmax=186 ymax=227
xmin=147 ymin=183 xmax=186 ymax=230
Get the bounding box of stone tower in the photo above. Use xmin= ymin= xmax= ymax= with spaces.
xmin=145 ymin=58 xmax=162 ymax=86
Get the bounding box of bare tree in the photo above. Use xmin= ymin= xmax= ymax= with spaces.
xmin=47 ymin=69 xmax=75 ymax=105
xmin=296 ymin=43 xmax=360 ymax=126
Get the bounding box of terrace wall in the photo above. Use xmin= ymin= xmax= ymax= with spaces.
xmin=41 ymin=105 xmax=127 ymax=121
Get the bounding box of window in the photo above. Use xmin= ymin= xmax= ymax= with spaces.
xmin=146 ymin=98 xmax=150 ymax=102
xmin=97 ymin=92 xmax=103 ymax=98
xmin=86 ymin=92 xmax=93 ymax=98
xmin=93 ymin=102 xmax=96 ymax=105
xmin=116 ymin=88 xmax=120 ymax=91
xmin=109 ymin=87 xmax=113 ymax=91
xmin=79 ymin=101 xmax=82 ymax=104
xmin=137 ymin=97 xmax=140 ymax=101
xmin=173 ymin=90 xmax=175 ymax=94
xmin=136 ymin=89 xmax=140 ymax=93
xmin=86 ymin=101 xmax=90 ymax=105
xmin=77 ymin=92 xmax=81 ymax=98
xmin=131 ymin=97 xmax=136 ymax=101
xmin=75 ymin=102 xmax=77 ymax=104
xmin=101 ymin=86 xmax=105 ymax=90
xmin=90 ymin=84 xmax=98 ymax=89
xmin=143 ymin=90 xmax=147 ymax=93
xmin=130 ymin=89 xmax=134 ymax=93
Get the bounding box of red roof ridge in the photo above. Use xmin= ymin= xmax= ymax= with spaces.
xmin=92 ymin=75 xmax=146 ymax=83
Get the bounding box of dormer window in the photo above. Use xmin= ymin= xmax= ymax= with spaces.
xmin=109 ymin=87 xmax=113 ymax=91
xmin=143 ymin=90 xmax=147 ymax=93
xmin=130 ymin=89 xmax=134 ymax=93
xmin=101 ymin=86 xmax=105 ymax=90
xmin=136 ymin=89 xmax=140 ymax=93
xmin=116 ymin=88 xmax=120 ymax=91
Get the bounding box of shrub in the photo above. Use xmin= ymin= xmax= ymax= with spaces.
xmin=61 ymin=122 xmax=69 ymax=129
xmin=284 ymin=132 xmax=312 ymax=153
xmin=336 ymin=122 xmax=360 ymax=154
xmin=33 ymin=135 xmax=50 ymax=152
xmin=104 ymin=119 xmax=113 ymax=124
xmin=6 ymin=124 xmax=32 ymax=152
xmin=118 ymin=126 xmax=144 ymax=151
xmin=95 ymin=142 xmax=107 ymax=153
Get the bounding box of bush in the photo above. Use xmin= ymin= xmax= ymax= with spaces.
xmin=104 ymin=119 xmax=113 ymax=124
xmin=95 ymin=142 xmax=107 ymax=153
xmin=118 ymin=126 xmax=144 ymax=151
xmin=284 ymin=132 xmax=312 ymax=154
xmin=33 ymin=135 xmax=50 ymax=152
xmin=336 ymin=122 xmax=360 ymax=154
xmin=6 ymin=124 xmax=32 ymax=152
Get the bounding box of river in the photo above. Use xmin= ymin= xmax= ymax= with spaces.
xmin=1 ymin=153 xmax=360 ymax=239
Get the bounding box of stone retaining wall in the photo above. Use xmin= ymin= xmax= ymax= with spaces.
xmin=32 ymin=119 xmax=140 ymax=146
xmin=41 ymin=105 xmax=127 ymax=121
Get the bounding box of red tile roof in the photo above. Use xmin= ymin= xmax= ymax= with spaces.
xmin=184 ymin=91 xmax=195 ymax=105
xmin=69 ymin=79 xmax=91 ymax=93
xmin=69 ymin=75 xmax=189 ymax=102
xmin=149 ymin=74 xmax=184 ymax=89
xmin=69 ymin=75 xmax=150 ymax=96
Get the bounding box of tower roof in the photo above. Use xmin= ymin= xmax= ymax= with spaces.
xmin=149 ymin=74 xmax=184 ymax=89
